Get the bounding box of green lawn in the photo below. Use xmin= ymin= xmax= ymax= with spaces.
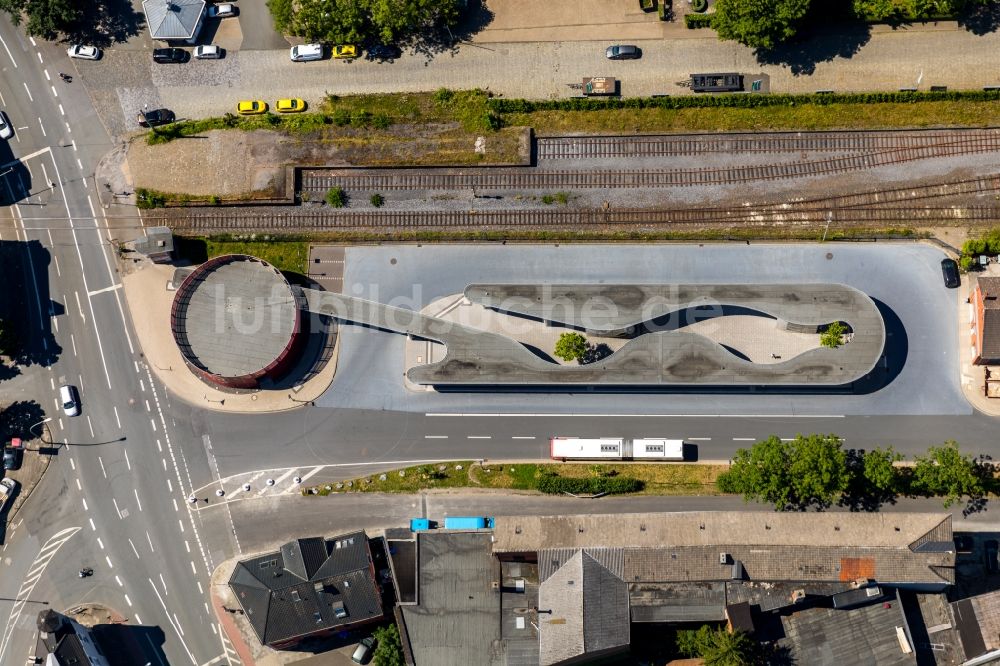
xmin=304 ymin=460 xmax=728 ymax=496
xmin=507 ymin=100 xmax=1000 ymax=135
xmin=173 ymin=236 xmax=309 ymax=275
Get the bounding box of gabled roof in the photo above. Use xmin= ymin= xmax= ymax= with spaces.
xmin=978 ymin=277 xmax=1000 ymax=360
xmin=229 ymin=532 xmax=382 ymax=646
xmin=142 ymin=0 xmax=205 ymax=40
xmin=537 ymin=551 xmax=630 ymax=666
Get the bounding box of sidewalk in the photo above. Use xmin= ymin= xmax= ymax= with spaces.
xmin=121 ymin=261 xmax=338 ymax=413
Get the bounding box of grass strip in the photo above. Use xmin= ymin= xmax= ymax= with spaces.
xmin=172 ymin=236 xmax=309 ymax=274
xmin=302 ymin=460 xmax=728 ymax=497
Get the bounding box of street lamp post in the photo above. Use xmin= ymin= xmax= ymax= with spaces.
xmin=29 ymin=417 xmax=52 ymax=439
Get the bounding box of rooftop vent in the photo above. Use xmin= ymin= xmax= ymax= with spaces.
xmin=291 ymin=590 xmax=301 ymax=602
xmin=719 ymin=553 xmax=730 ymax=565
xmin=515 ymin=579 xmax=525 ymax=592
xmin=790 ymin=589 xmax=806 ymax=604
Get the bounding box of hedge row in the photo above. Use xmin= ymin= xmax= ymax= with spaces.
xmin=536 ymin=474 xmax=644 ymax=495
xmin=685 ymin=13 xmax=715 ymax=28
xmin=489 ymin=89 xmax=1000 ymax=114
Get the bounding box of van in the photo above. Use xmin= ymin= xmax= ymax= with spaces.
xmin=60 ymin=384 xmax=80 ymax=417
xmin=290 ymin=44 xmax=323 ymax=62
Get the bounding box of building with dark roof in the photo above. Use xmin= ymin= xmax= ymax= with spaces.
xmin=229 ymin=532 xmax=384 ymax=649
xmin=972 ymin=277 xmax=1000 ymax=364
xmin=132 ymin=226 xmax=174 ymax=263
xmin=35 ymin=610 xmax=111 ymax=666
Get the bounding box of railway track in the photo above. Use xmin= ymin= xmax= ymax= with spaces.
xmin=159 ymin=205 xmax=1000 ymax=233
xmin=301 ymin=138 xmax=1000 ymax=192
xmin=535 ymin=129 xmax=1000 ymax=160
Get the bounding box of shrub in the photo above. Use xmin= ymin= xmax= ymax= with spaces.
xmin=960 ymin=255 xmax=976 ymax=272
xmin=325 ymin=187 xmax=347 ymax=207
xmin=209 ymin=195 xmax=221 ymax=206
xmin=372 ymin=113 xmax=392 ymax=129
xmin=640 ymin=0 xmax=656 ymax=9
xmin=536 ymin=474 xmax=643 ymax=495
xmin=370 ymin=193 xmax=385 ymax=207
xmin=433 ymin=87 xmax=455 ymax=105
xmin=685 ymin=12 xmax=716 ymax=27
xmin=135 ymin=188 xmax=167 ymax=209
xmin=554 ymin=332 xmax=588 ymax=362
xmin=820 ymin=321 xmax=847 ymax=348
xmin=332 ymin=108 xmax=350 ymax=126
xmin=351 ymin=109 xmax=373 ymax=127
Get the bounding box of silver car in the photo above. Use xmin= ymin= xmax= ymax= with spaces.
xmin=194 ymin=44 xmax=223 ymax=59
xmin=605 ymin=44 xmax=641 ymax=60
xmin=207 ymin=3 xmax=236 ymax=17
xmin=0 ymin=111 xmax=13 ymax=140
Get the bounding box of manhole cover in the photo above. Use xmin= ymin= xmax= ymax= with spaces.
xmin=825 ymin=252 xmax=833 ymax=260
xmin=390 ymin=258 xmax=397 ymax=265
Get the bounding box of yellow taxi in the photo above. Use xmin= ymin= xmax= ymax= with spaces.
xmin=275 ymin=98 xmax=306 ymax=113
xmin=332 ymin=44 xmax=358 ymax=59
xmin=237 ymin=100 xmax=267 ymax=115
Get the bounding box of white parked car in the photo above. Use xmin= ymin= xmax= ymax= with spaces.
xmin=207 ymin=3 xmax=236 ymax=17
xmin=194 ymin=44 xmax=223 ymax=59
xmin=0 ymin=111 xmax=12 ymax=140
xmin=60 ymin=384 xmax=80 ymax=417
xmin=67 ymin=45 xmax=101 ymax=60
xmin=290 ymin=43 xmax=323 ymax=62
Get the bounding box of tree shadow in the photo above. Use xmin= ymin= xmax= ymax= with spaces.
xmin=838 ymin=448 xmax=899 ymax=512
xmin=408 ymin=0 xmax=495 ymax=62
xmin=0 ymin=400 xmax=47 ymax=443
xmin=64 ymin=0 xmax=146 ymax=47
xmin=581 ymin=343 xmax=613 ymax=364
xmin=958 ymin=2 xmax=1000 ymax=35
xmin=754 ymin=20 xmax=872 ymax=77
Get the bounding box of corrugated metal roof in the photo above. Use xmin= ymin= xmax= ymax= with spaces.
xmin=142 ymin=0 xmax=205 ymax=39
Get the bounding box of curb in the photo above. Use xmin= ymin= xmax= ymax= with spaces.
xmin=209 ymin=581 xmax=256 ymax=666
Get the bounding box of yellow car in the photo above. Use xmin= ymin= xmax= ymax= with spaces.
xmin=237 ymin=100 xmax=267 ymax=115
xmin=332 ymin=44 xmax=358 ymax=59
xmin=276 ymin=98 xmax=307 ymax=113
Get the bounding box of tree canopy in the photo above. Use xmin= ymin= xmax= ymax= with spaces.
xmin=718 ymin=434 xmax=849 ymax=510
xmin=267 ymin=0 xmax=462 ymax=46
xmin=912 ymin=440 xmax=988 ymax=508
xmin=0 ymin=0 xmax=81 ymax=39
xmin=712 ymin=0 xmax=813 ymax=49
xmin=372 ymin=624 xmax=405 ymax=666
xmin=677 ymin=625 xmax=762 ymax=665
xmin=554 ymin=332 xmax=589 ymax=363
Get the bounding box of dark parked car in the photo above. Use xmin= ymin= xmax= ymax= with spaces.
xmin=137 ymin=108 xmax=176 ymax=127
xmin=606 ymin=45 xmax=641 ymax=60
xmin=367 ymin=44 xmax=402 ymax=61
xmin=3 ymin=446 xmax=21 ymax=471
xmin=941 ymin=258 xmax=960 ymax=288
xmin=985 ymin=539 xmax=999 ymax=573
xmin=152 ymin=48 xmax=188 ymax=64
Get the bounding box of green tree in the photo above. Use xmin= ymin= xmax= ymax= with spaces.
xmin=0 ymin=0 xmax=82 ymax=39
xmin=270 ymin=0 xmax=462 ymax=46
xmin=820 ymin=321 xmax=847 ymax=348
xmin=862 ymin=446 xmax=902 ymax=495
xmin=712 ymin=0 xmax=812 ymax=49
xmin=553 ymin=332 xmax=588 ymax=363
xmin=372 ymin=624 xmax=404 ymax=666
xmin=677 ymin=626 xmax=760 ymax=665
xmin=718 ymin=434 xmax=848 ymax=511
xmin=913 ymin=440 xmax=988 ymax=508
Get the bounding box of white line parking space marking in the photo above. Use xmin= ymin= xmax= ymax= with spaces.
xmin=0 ymin=527 xmax=80 ymax=662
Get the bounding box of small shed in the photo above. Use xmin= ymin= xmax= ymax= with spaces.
xmin=133 ymin=226 xmax=174 ymax=263
xmin=143 ymin=0 xmax=206 ymax=43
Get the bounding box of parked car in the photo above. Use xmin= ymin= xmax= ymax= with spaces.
xmin=333 ymin=44 xmax=359 ymax=59
xmin=0 ymin=478 xmax=18 ymax=515
xmin=352 ymin=636 xmax=376 ymax=664
xmin=67 ymin=45 xmax=101 ymax=60
xmin=137 ymin=108 xmax=176 ymax=127
xmin=276 ymin=98 xmax=306 ymax=113
xmin=59 ymin=384 xmax=80 ymax=417
xmin=941 ymin=258 xmax=960 ymax=289
xmin=152 ymin=48 xmax=187 ymax=64
xmin=367 ymin=44 xmax=401 ymax=61
xmin=0 ymin=111 xmax=13 ymax=140
xmin=3 ymin=445 xmax=22 ymax=471
xmin=207 ymin=3 xmax=236 ymax=18
xmin=290 ymin=43 xmax=323 ymax=62
xmin=194 ymin=45 xmax=223 ymax=59
xmin=986 ymin=539 xmax=999 ymax=573
xmin=237 ymin=100 xmax=267 ymax=115
xmin=606 ymin=44 xmax=641 ymax=60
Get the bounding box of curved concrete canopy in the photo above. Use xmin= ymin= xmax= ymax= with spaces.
xmin=302 ymin=283 xmax=885 ymax=387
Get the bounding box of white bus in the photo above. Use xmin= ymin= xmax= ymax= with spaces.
xmin=550 ymin=437 xmax=685 ymax=461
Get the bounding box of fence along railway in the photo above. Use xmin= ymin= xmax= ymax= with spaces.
xmin=534 ymin=129 xmax=1000 ymax=159
xmin=300 ymin=136 xmax=1000 ymax=193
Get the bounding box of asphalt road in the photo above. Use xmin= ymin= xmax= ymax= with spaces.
xmin=0 ymin=17 xmax=227 ymax=666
